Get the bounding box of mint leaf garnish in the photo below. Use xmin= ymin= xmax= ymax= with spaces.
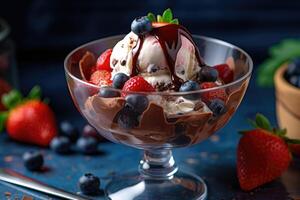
xmin=162 ymin=8 xmax=173 ymax=22
xmin=148 ymin=9 xmax=179 ymax=24
xmin=171 ymin=18 xmax=179 ymax=24
xmin=27 ymin=85 xmax=42 ymax=100
xmin=147 ymin=12 xmax=156 ymax=22
xmin=157 ymin=15 xmax=163 ymax=23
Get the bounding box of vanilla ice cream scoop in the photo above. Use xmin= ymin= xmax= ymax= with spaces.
xmin=110 ymin=23 xmax=203 ymax=91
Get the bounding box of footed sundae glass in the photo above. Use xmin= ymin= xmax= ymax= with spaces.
xmin=64 ymin=35 xmax=252 ymax=200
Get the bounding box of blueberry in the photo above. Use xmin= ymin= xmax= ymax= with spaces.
xmin=50 ymin=136 xmax=71 ymax=154
xmin=117 ymin=106 xmax=139 ymax=129
xmin=131 ymin=16 xmax=152 ymax=36
xmin=286 ymin=58 xmax=300 ymax=78
xmin=198 ymin=66 xmax=219 ymax=82
xmin=125 ymin=94 xmax=149 ymax=114
xmin=209 ymin=99 xmax=226 ymax=117
xmin=77 ymin=137 xmax=98 ymax=154
xmin=179 ymin=80 xmax=200 ymax=100
xmin=99 ymin=87 xmax=120 ymax=98
xmin=113 ymin=73 xmax=129 ymax=89
xmin=289 ymin=75 xmax=300 ymax=88
xmin=78 ymin=173 xmax=100 ymax=195
xmin=23 ymin=151 xmax=44 ymax=171
xmin=60 ymin=121 xmax=79 ymax=142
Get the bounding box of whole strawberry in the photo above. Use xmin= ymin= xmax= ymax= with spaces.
xmin=237 ymin=113 xmax=299 ymax=191
xmin=0 ymin=86 xmax=57 ymax=146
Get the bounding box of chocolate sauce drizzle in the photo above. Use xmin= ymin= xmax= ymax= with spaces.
xmin=132 ymin=24 xmax=204 ymax=90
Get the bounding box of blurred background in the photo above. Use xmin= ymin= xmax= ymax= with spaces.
xmin=1 ymin=0 xmax=300 ymax=122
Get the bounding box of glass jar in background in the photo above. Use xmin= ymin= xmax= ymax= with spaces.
xmin=0 ymin=18 xmax=18 ymax=110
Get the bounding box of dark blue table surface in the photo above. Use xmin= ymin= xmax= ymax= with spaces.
xmin=0 ymin=69 xmax=300 ymax=200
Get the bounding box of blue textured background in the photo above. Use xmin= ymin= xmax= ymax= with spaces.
xmin=0 ymin=0 xmax=300 ymax=199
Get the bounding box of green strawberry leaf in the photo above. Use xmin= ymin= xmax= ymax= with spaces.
xmin=157 ymin=15 xmax=163 ymax=23
xmin=43 ymin=97 xmax=50 ymax=104
xmin=284 ymin=138 xmax=300 ymax=144
xmin=170 ymin=18 xmax=179 ymax=24
xmin=273 ymin=128 xmax=287 ymax=136
xmin=162 ymin=8 xmax=173 ymax=22
xmin=245 ymin=113 xmax=298 ymax=145
xmin=27 ymin=85 xmax=42 ymax=100
xmin=2 ymin=90 xmax=23 ymax=110
xmin=247 ymin=119 xmax=258 ymax=128
xmin=147 ymin=12 xmax=156 ymax=22
xmin=0 ymin=111 xmax=8 ymax=132
xmin=255 ymin=113 xmax=272 ymax=131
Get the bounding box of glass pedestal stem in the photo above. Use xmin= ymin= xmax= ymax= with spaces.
xmin=139 ymin=149 xmax=178 ymax=180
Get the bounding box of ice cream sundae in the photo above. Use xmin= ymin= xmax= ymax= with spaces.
xmin=69 ymin=9 xmax=249 ymax=148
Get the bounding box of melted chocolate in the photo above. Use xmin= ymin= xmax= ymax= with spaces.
xmin=132 ymin=24 xmax=204 ymax=90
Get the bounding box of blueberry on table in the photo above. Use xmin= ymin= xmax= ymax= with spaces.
xmin=131 ymin=16 xmax=152 ymax=36
xmin=179 ymin=80 xmax=200 ymax=100
xmin=117 ymin=106 xmax=139 ymax=129
xmin=78 ymin=173 xmax=101 ymax=195
xmin=23 ymin=151 xmax=44 ymax=171
xmin=209 ymin=99 xmax=226 ymax=117
xmin=99 ymin=87 xmax=120 ymax=98
xmin=112 ymin=73 xmax=129 ymax=89
xmin=198 ymin=66 xmax=219 ymax=82
xmin=285 ymin=58 xmax=300 ymax=78
xmin=125 ymin=94 xmax=149 ymax=114
xmin=60 ymin=121 xmax=79 ymax=142
xmin=76 ymin=137 xmax=98 ymax=154
xmin=50 ymin=136 xmax=71 ymax=154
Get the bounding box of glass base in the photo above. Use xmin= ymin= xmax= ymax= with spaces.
xmin=105 ymin=171 xmax=207 ymax=200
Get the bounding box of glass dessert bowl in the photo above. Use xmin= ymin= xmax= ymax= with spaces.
xmin=64 ymin=11 xmax=252 ymax=200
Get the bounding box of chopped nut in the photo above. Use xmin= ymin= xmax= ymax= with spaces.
xmin=194 ymin=102 xmax=204 ymax=111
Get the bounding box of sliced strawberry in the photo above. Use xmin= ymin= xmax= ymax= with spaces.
xmin=90 ymin=70 xmax=112 ymax=86
xmin=214 ymin=64 xmax=234 ymax=84
xmin=96 ymin=49 xmax=112 ymax=72
xmin=122 ymin=76 xmax=155 ymax=96
xmin=200 ymin=82 xmax=227 ymax=103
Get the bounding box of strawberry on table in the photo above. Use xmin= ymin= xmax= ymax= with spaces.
xmin=96 ymin=49 xmax=112 ymax=72
xmin=122 ymin=76 xmax=155 ymax=96
xmin=200 ymin=82 xmax=227 ymax=103
xmin=0 ymin=86 xmax=57 ymax=147
xmin=237 ymin=113 xmax=300 ymax=191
